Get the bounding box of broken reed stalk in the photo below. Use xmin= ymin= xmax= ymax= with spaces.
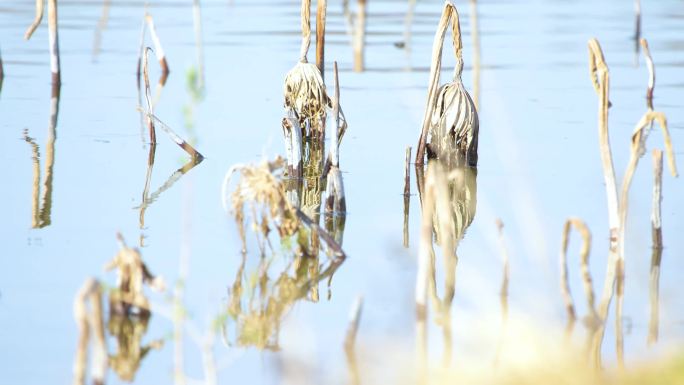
xmin=648 ymin=149 xmax=663 ymax=345
xmin=25 ymin=0 xmax=44 ymax=40
xmin=325 ymin=62 xmax=346 ymax=214
xmin=145 ymin=13 xmax=170 ymax=79
xmin=614 ymin=39 xmax=677 ymax=364
xmin=403 ymin=146 xmax=412 ymax=248
xmin=72 ymin=278 xmax=107 ymax=385
xmin=141 ymin=48 xmax=204 ymax=160
xmin=641 ymin=38 xmax=655 ymax=110
xmin=316 ymin=0 xmax=327 ymax=79
xmin=353 ymin=0 xmax=367 ymax=72
xmin=142 ymin=48 xmax=157 ymax=144
xmin=587 ymin=38 xmax=620 ymax=368
xmin=559 ymin=218 xmax=595 ymax=336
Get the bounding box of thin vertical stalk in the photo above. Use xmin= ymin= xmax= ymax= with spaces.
xmin=48 ymin=0 xmax=60 ymax=85
xmin=353 ymin=0 xmax=367 ymax=72
xmin=316 ymin=0 xmax=327 ymax=79
xmin=300 ymin=0 xmax=312 ymax=62
xmin=142 ymin=48 xmax=157 ymax=144
xmin=648 ymin=149 xmax=663 ymax=345
xmin=587 ymin=38 xmax=620 ymax=368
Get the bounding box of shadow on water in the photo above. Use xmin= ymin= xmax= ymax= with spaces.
xmin=23 ymin=83 xmax=60 ymax=229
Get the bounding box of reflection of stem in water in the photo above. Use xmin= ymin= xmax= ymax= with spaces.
xmin=403 ymin=147 xmax=411 ymax=248
xmin=23 ymin=83 xmax=60 ymax=229
xmin=648 ymin=149 xmax=663 ymax=345
xmin=135 ymin=147 xmax=203 ymax=246
xmin=72 ymin=278 xmax=107 ymax=385
xmin=91 ymin=0 xmax=111 ymax=61
xmin=469 ymin=0 xmax=480 ymax=110
xmin=558 ymin=218 xmax=596 ymax=340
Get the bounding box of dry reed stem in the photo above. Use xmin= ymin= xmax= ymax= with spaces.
xmin=353 ymin=0 xmax=367 ymax=72
xmin=48 ymin=0 xmax=60 ymax=84
xmin=640 ymin=38 xmax=654 ymax=110
xmin=316 ymin=0 xmax=327 ymax=79
xmin=648 ymin=149 xmax=663 ymax=345
xmin=469 ymin=0 xmax=480 ymax=110
xmin=72 ymin=278 xmax=107 ymax=385
xmin=559 ymin=218 xmax=596 ymax=335
xmin=588 ymin=38 xmax=620 ymax=367
xmin=587 ymin=38 xmax=620 ymax=368
xmin=416 ymin=0 xmax=465 ymax=165
xmin=141 ymin=48 xmax=204 ymax=159
xmin=25 ymin=0 xmax=44 ymax=40
xmin=300 ymin=0 xmax=312 ymax=62
xmin=325 ymin=63 xmax=347 ymax=216
xmin=145 ymin=13 xmax=169 ymax=77
xmin=142 ymin=47 xmax=156 ymax=144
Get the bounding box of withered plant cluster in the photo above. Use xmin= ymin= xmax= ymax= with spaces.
xmin=416 ymin=0 xmax=479 ymax=168
xmin=72 ymin=234 xmax=165 ymax=385
xmin=220 ymin=156 xmax=346 ymax=350
xmin=560 ymin=37 xmax=677 ymax=368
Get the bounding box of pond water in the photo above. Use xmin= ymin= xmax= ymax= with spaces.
xmin=1 ymin=0 xmax=684 ymax=384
